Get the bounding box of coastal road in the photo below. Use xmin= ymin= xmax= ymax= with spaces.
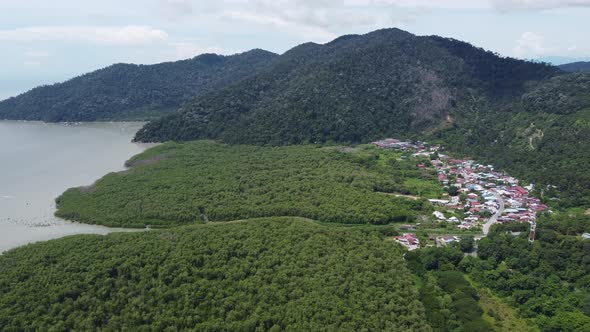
xmin=482 ymin=191 xmax=505 ymax=236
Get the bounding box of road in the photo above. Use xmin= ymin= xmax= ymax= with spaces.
xmin=482 ymin=191 xmax=505 ymax=236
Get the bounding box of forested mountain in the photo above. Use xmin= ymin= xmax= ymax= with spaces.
xmin=0 ymin=49 xmax=277 ymax=121
xmin=560 ymin=61 xmax=590 ymax=72
xmin=132 ymin=29 xmax=590 ymax=208
xmin=134 ymin=28 xmax=558 ymax=144
xmin=0 ymin=218 xmax=430 ymax=331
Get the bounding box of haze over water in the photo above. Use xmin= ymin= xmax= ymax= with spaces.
xmin=0 ymin=121 xmax=148 ymax=253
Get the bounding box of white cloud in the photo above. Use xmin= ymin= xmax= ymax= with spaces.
xmin=23 ymin=50 xmax=52 ymax=58
xmin=347 ymin=0 xmax=488 ymax=9
xmin=238 ymin=0 xmax=418 ymax=28
xmin=566 ymin=44 xmax=590 ymax=56
xmin=220 ymin=10 xmax=338 ymax=42
xmin=167 ymin=42 xmax=227 ymax=60
xmin=513 ymin=32 xmax=556 ymax=58
xmin=157 ymin=0 xmax=193 ymax=20
xmin=23 ymin=60 xmax=42 ymax=67
xmin=491 ymin=0 xmax=590 ymax=11
xmin=154 ymin=0 xmax=424 ymax=43
xmin=0 ymin=26 xmax=168 ymax=45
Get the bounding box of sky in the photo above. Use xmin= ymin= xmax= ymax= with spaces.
xmin=1 ymin=0 xmax=590 ymax=100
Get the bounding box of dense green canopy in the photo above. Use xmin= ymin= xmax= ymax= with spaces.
xmin=0 ymin=218 xmax=430 ymax=331
xmin=407 ymin=212 xmax=590 ymax=332
xmin=55 ymin=141 xmax=441 ymax=227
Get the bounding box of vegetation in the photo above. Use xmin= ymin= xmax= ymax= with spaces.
xmin=0 ymin=218 xmax=430 ymax=331
xmin=436 ymin=73 xmax=590 ymax=207
xmin=4 ymin=26 xmax=584 ymax=209
xmin=134 ymin=29 xmax=557 ymax=144
xmin=407 ymin=211 xmax=590 ymax=332
xmin=2 ymin=27 xmax=589 ymax=331
xmin=128 ymin=29 xmax=590 ymax=209
xmin=474 ymin=285 xmax=538 ymax=332
xmin=406 ymin=248 xmax=493 ymax=331
xmin=0 ymin=50 xmax=276 ymax=121
xmin=469 ymin=213 xmax=590 ymax=331
xmin=55 ymin=141 xmax=442 ymax=227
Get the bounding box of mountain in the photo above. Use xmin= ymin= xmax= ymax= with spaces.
xmin=134 ymin=29 xmax=558 ymax=144
xmin=536 ymin=56 xmax=588 ymax=65
xmin=133 ymin=28 xmax=590 ymax=208
xmin=0 ymin=49 xmax=277 ymax=121
xmin=560 ymin=61 xmax=590 ymax=72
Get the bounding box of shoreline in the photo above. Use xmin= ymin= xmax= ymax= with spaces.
xmin=0 ymin=120 xmax=151 ymax=254
xmin=0 ymin=217 xmax=148 ymax=254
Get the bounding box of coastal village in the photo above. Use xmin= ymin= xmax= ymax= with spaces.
xmin=372 ymin=138 xmax=549 ymax=250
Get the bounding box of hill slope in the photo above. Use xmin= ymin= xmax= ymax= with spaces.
xmin=0 ymin=218 xmax=430 ymax=331
xmin=560 ymin=61 xmax=590 ymax=72
xmin=0 ymin=49 xmax=277 ymax=121
xmin=435 ymin=72 xmax=590 ymax=207
xmin=134 ymin=28 xmax=558 ymax=144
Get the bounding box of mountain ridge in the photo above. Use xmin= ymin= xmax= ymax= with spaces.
xmin=559 ymin=61 xmax=590 ymax=72
xmin=0 ymin=49 xmax=277 ymax=121
xmin=134 ymin=28 xmax=559 ymax=144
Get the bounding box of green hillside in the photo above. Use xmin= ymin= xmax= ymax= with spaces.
xmin=0 ymin=218 xmax=430 ymax=331
xmin=55 ymin=141 xmax=441 ymax=228
xmin=435 ymin=73 xmax=590 ymax=207
xmin=0 ymin=49 xmax=276 ymax=121
xmin=134 ymin=29 xmax=557 ymax=144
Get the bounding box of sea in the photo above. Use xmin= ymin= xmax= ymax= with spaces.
xmin=0 ymin=121 xmax=150 ymax=253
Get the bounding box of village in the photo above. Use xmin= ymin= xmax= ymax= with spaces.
xmin=373 ymin=138 xmax=549 ymax=251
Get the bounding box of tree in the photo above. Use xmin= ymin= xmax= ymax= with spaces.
xmin=459 ymin=236 xmax=475 ymax=253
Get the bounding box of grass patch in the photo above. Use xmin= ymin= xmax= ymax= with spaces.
xmin=467 ymin=277 xmax=538 ymax=332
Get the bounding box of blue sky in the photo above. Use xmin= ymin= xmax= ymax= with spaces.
xmin=1 ymin=0 xmax=590 ymax=100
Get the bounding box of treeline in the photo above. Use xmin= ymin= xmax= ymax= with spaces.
xmin=0 ymin=50 xmax=276 ymax=121
xmin=0 ymin=218 xmax=430 ymax=331
xmin=55 ymin=141 xmax=441 ymax=227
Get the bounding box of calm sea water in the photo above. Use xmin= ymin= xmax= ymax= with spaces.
xmin=0 ymin=121 xmax=149 ymax=253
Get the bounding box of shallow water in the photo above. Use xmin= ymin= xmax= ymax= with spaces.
xmin=0 ymin=121 xmax=150 ymax=253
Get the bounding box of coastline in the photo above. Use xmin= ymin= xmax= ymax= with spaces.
xmin=0 ymin=121 xmax=151 ymax=253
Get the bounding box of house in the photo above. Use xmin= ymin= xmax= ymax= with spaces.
xmin=428 ymin=199 xmax=449 ymax=206
xmin=515 ymin=186 xmax=529 ymax=196
xmin=436 ymin=236 xmax=459 ymax=246
xmin=433 ymin=211 xmax=446 ymax=220
xmin=394 ymin=233 xmax=420 ymax=250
